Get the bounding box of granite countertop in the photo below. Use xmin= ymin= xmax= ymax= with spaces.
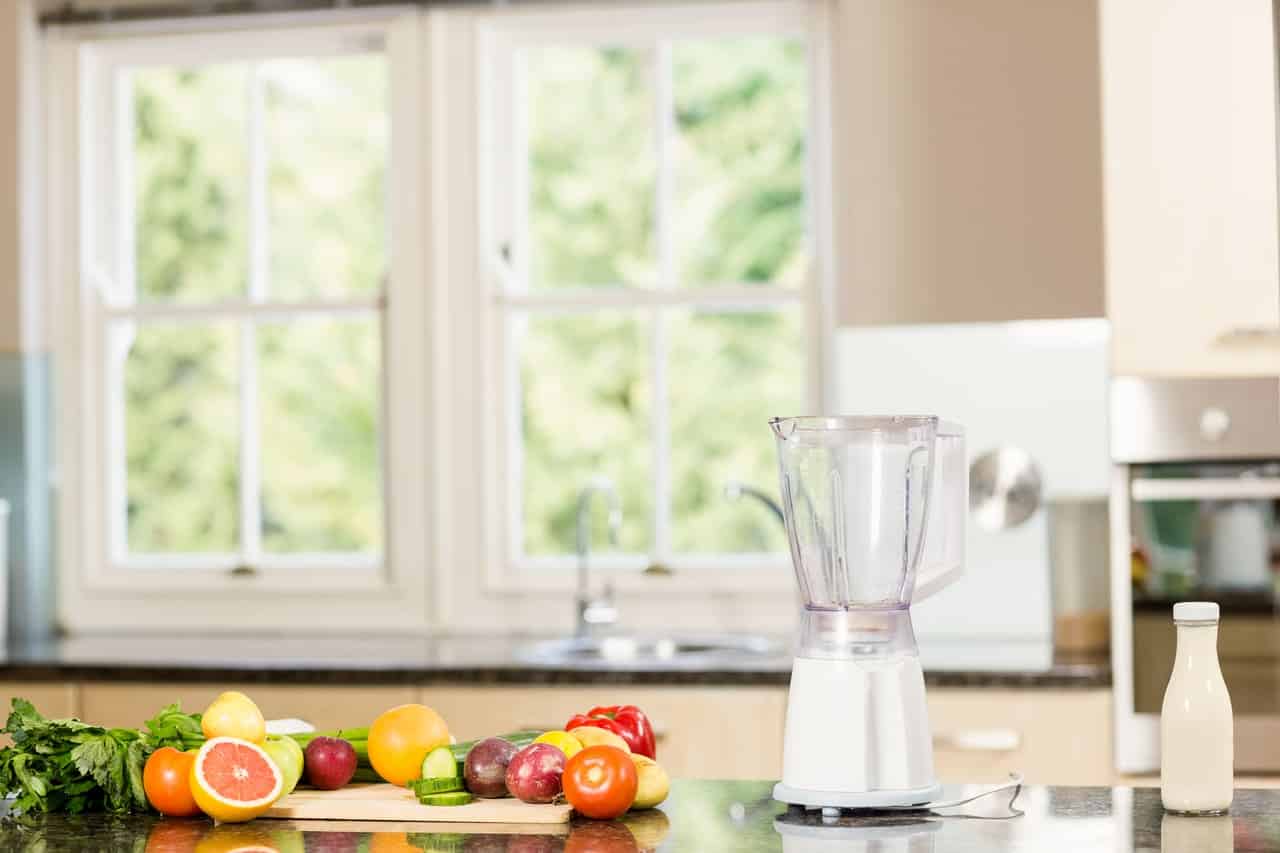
xmin=0 ymin=633 xmax=1110 ymax=688
xmin=0 ymin=781 xmax=1272 ymax=852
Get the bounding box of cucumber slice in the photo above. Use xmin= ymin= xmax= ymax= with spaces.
xmin=421 ymin=746 xmax=459 ymax=780
xmin=418 ymin=791 xmax=474 ymax=807
xmin=409 ymin=777 xmax=464 ymax=796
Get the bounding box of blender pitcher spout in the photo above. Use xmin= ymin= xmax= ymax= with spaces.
xmin=769 ymin=417 xmax=798 ymax=441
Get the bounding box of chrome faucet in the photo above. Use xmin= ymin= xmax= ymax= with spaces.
xmin=723 ymin=480 xmax=786 ymax=529
xmin=576 ymin=477 xmax=621 ymax=637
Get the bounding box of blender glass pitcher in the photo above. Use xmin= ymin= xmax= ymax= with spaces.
xmin=770 ymin=416 xmax=966 ymax=806
xmin=770 ymin=416 xmax=966 ymax=613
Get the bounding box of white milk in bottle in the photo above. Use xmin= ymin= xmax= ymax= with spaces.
xmin=1161 ymin=601 xmax=1233 ymax=814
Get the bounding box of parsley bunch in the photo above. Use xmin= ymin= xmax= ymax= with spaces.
xmin=0 ymin=698 xmax=204 ymax=815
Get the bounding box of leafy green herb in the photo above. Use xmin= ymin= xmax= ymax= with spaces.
xmin=0 ymin=698 xmax=203 ymax=815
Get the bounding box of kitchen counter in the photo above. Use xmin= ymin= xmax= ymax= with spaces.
xmin=0 ymin=633 xmax=1110 ymax=688
xmin=0 ymin=781 xmax=1272 ymax=852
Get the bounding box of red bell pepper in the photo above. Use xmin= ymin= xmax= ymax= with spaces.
xmin=565 ymin=704 xmax=657 ymax=759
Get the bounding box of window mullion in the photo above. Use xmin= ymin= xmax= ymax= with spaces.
xmin=651 ymin=41 xmax=675 ymax=564
xmin=654 ymin=40 xmax=675 ymax=287
xmin=240 ymin=65 xmax=268 ymax=566
xmin=651 ymin=307 xmax=670 ymax=564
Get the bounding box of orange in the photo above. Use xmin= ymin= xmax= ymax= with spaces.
xmin=367 ymin=704 xmax=450 ymax=786
xmin=368 ymin=834 xmax=421 ymax=853
xmin=144 ymin=820 xmax=208 ymax=852
xmin=189 ymin=737 xmax=284 ymax=823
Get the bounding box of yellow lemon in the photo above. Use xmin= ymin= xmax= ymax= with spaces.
xmin=190 ymin=737 xmax=283 ymax=823
xmin=533 ymin=730 xmax=584 ymax=759
xmin=201 ymin=691 xmax=266 ymax=744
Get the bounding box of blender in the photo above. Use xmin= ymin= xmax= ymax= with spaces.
xmin=770 ymin=416 xmax=966 ymax=809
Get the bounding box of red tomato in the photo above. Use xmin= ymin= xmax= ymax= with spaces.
xmin=562 ymin=746 xmax=638 ymax=820
xmin=143 ymin=747 xmax=201 ymax=817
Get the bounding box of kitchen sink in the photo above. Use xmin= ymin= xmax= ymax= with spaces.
xmin=520 ymin=634 xmax=780 ymax=665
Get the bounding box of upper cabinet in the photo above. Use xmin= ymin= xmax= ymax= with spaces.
xmin=831 ymin=0 xmax=1105 ymax=326
xmin=1100 ymin=0 xmax=1280 ymax=377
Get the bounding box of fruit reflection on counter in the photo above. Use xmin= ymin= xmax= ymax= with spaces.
xmin=164 ymin=810 xmax=673 ymax=853
xmin=0 ymin=690 xmax=670 ymax=827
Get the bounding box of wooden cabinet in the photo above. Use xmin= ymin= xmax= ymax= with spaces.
xmin=832 ymin=0 xmax=1104 ymax=326
xmin=1100 ymin=0 xmax=1280 ymax=377
xmin=0 ymin=681 xmax=76 ymax=745
xmin=928 ymin=688 xmax=1113 ymax=785
xmin=79 ymin=684 xmax=415 ymax=732
xmin=37 ymin=679 xmax=1114 ymax=783
xmin=423 ymin=686 xmax=787 ymax=781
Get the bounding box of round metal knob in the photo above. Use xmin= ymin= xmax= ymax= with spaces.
xmin=1199 ymin=407 xmax=1231 ymax=442
xmin=969 ymin=447 xmax=1043 ymax=531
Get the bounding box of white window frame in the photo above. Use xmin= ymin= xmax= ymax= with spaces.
xmin=41 ymin=1 xmax=834 ymax=634
xmin=469 ymin=1 xmax=836 ymax=598
xmin=46 ymin=9 xmax=434 ymax=632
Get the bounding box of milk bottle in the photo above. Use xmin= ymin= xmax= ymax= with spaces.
xmin=1161 ymin=601 xmax=1233 ymax=814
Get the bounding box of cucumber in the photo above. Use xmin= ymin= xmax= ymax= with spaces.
xmin=409 ymin=776 xmax=464 ymax=796
xmin=418 ymin=791 xmax=474 ymax=806
xmin=421 ymin=745 xmax=458 ymax=780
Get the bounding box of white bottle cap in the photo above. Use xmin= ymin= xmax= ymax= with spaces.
xmin=1173 ymin=601 xmax=1220 ymax=623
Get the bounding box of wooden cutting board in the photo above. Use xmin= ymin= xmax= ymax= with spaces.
xmin=262 ymin=784 xmax=573 ymax=824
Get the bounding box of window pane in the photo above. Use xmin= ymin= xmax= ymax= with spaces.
xmin=519 ymin=314 xmax=652 ymax=555
xmin=527 ymin=47 xmax=656 ymax=289
xmin=259 ymin=317 xmax=383 ymax=554
xmin=265 ymin=55 xmax=388 ymax=300
xmin=124 ymin=323 xmax=239 ymax=552
xmin=133 ymin=65 xmax=249 ymax=303
xmin=674 ymin=38 xmax=808 ymax=288
xmin=669 ymin=308 xmax=804 ymax=553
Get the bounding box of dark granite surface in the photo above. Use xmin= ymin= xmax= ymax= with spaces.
xmin=0 ymin=781 xmax=1274 ymax=852
xmin=0 ymin=633 xmax=1110 ymax=688
xmin=1133 ymin=587 xmax=1280 ymax=616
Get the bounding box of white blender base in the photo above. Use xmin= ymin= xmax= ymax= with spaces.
xmin=777 ymin=655 xmax=940 ymax=805
xmin=773 ymin=781 xmax=942 ymax=810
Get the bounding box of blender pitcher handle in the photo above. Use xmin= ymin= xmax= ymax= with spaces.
xmin=912 ymin=422 xmax=966 ymax=602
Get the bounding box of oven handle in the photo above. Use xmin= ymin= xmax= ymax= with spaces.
xmin=1131 ymin=477 xmax=1280 ymax=502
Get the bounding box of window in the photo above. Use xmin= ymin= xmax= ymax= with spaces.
xmin=53 ymin=17 xmax=432 ymax=630
xmin=117 ymin=53 xmax=386 ymax=568
xmin=47 ymin=2 xmax=830 ymax=630
xmin=480 ymin=3 xmax=826 ymax=575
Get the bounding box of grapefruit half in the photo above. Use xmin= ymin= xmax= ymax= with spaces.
xmin=190 ymin=736 xmax=284 ymax=823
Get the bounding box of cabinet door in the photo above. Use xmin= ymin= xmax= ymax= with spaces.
xmin=833 ymin=0 xmax=1105 ymax=325
xmin=1101 ymin=0 xmax=1280 ymax=377
xmin=422 ymin=686 xmax=787 ymax=780
xmin=0 ymin=682 xmax=77 ymax=745
xmin=929 ymin=688 xmax=1113 ymax=784
xmin=79 ymin=683 xmax=415 ymax=732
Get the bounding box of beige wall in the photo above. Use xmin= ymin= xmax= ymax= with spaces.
xmin=0 ymin=3 xmax=22 ymax=354
xmin=832 ymin=0 xmax=1105 ymax=326
xmin=0 ymin=0 xmax=40 ymax=356
xmin=18 ymin=1 xmax=1108 ymax=340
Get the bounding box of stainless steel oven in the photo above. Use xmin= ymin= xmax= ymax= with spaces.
xmin=1111 ymin=376 xmax=1280 ymax=772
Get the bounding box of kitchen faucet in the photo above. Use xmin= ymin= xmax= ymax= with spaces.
xmin=575 ymin=477 xmax=621 ymax=637
xmin=723 ymin=480 xmax=786 ymax=529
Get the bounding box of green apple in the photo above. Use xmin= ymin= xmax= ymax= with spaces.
xmin=264 ymin=735 xmax=305 ymax=796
